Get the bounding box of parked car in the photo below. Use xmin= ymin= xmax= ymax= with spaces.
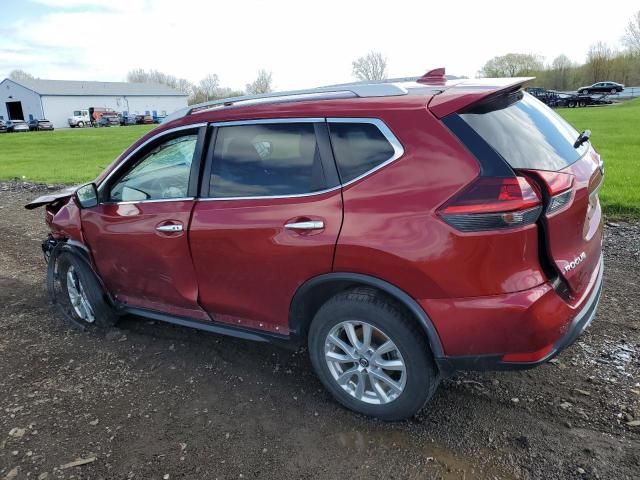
xmin=0 ymin=120 xmax=7 ymax=133
xmin=68 ymin=110 xmax=90 ymax=128
xmin=578 ymin=81 xmax=624 ymax=94
xmin=7 ymin=120 xmax=29 ymax=132
xmin=26 ymin=69 xmax=604 ymax=420
xmin=135 ymin=114 xmax=154 ymax=125
xmin=120 ymin=115 xmax=137 ymax=126
xmin=28 ymin=119 xmax=55 ymax=131
xmin=96 ymin=113 xmax=120 ymax=127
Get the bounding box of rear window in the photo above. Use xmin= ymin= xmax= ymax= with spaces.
xmin=328 ymin=122 xmax=396 ymax=183
xmin=460 ymin=91 xmax=588 ymax=171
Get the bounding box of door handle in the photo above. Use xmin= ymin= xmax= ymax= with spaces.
xmin=156 ymin=224 xmax=183 ymax=233
xmin=284 ymin=220 xmax=324 ymax=230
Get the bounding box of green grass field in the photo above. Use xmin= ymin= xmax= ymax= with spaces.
xmin=558 ymin=99 xmax=640 ymax=218
xmin=0 ymin=125 xmax=155 ymax=184
xmin=0 ymin=101 xmax=638 ymax=217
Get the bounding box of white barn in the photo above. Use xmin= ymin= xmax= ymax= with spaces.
xmin=0 ymin=78 xmax=189 ymax=128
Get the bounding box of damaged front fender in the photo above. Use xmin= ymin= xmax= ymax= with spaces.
xmin=24 ymin=185 xmax=80 ymax=210
xmin=25 ymin=186 xmax=85 ymax=243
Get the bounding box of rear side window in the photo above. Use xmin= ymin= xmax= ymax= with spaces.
xmin=459 ymin=91 xmax=588 ymax=171
xmin=210 ymin=123 xmax=324 ymax=198
xmin=328 ymin=122 xmax=396 ymax=183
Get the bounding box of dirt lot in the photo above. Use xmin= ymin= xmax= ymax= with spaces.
xmin=1 ymin=184 xmax=639 ymax=480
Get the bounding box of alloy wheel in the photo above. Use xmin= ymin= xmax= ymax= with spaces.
xmin=66 ymin=265 xmax=95 ymax=323
xmin=324 ymin=320 xmax=406 ymax=405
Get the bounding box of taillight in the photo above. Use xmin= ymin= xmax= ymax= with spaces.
xmin=439 ymin=176 xmax=542 ymax=232
xmin=522 ymin=170 xmax=575 ymax=215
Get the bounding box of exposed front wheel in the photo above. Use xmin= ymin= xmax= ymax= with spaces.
xmin=308 ymin=288 xmax=439 ymax=420
xmin=50 ymin=251 xmax=118 ymax=330
xmin=77 ymin=121 xmax=84 ymax=128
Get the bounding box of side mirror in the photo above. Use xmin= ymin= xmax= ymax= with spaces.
xmin=75 ymin=183 xmax=98 ymax=209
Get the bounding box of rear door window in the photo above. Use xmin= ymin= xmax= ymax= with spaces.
xmin=460 ymin=91 xmax=588 ymax=171
xmin=328 ymin=121 xmax=397 ymax=183
xmin=209 ymin=122 xmax=325 ymax=198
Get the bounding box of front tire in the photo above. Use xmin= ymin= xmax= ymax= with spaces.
xmin=77 ymin=121 xmax=84 ymax=128
xmin=308 ymin=288 xmax=439 ymax=420
xmin=50 ymin=251 xmax=118 ymax=330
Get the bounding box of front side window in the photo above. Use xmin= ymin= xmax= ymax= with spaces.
xmin=110 ymin=134 xmax=198 ymax=201
xmin=209 ymin=123 xmax=324 ymax=197
xmin=328 ymin=122 xmax=396 ymax=183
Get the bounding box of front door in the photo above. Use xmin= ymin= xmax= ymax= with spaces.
xmin=82 ymin=126 xmax=209 ymax=320
xmin=189 ymin=120 xmax=343 ymax=334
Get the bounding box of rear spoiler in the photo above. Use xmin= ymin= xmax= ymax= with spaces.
xmin=428 ymin=77 xmax=535 ymax=119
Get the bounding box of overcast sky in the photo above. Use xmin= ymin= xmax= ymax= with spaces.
xmin=1 ymin=0 xmax=637 ymax=91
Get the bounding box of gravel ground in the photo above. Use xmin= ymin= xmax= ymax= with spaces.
xmin=1 ymin=184 xmax=639 ymax=480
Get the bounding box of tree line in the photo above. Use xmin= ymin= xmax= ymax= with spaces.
xmin=125 ymin=68 xmax=273 ymax=105
xmin=478 ymin=10 xmax=640 ymax=90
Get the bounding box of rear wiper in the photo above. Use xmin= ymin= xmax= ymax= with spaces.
xmin=574 ymin=129 xmax=591 ymax=148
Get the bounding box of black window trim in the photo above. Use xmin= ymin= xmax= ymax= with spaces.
xmin=200 ymin=118 xmax=339 ymax=201
xmin=198 ymin=117 xmax=404 ymax=201
xmin=97 ymin=123 xmax=207 ymax=204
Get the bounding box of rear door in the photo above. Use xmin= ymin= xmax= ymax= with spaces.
xmin=459 ymin=91 xmax=603 ymax=300
xmin=189 ymin=119 xmax=343 ymax=334
xmin=82 ymin=126 xmax=209 ymax=320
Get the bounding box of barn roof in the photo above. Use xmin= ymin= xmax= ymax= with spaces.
xmin=6 ymin=78 xmax=188 ymax=97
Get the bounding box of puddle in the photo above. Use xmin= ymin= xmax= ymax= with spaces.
xmin=575 ymin=338 xmax=638 ymax=381
xmin=334 ymin=430 xmax=510 ymax=480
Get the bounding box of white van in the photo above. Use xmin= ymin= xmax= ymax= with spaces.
xmin=68 ymin=110 xmax=90 ymax=128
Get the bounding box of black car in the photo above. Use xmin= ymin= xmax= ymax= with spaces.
xmin=28 ymin=119 xmax=55 ymax=131
xmin=0 ymin=120 xmax=7 ymax=133
xmin=578 ymin=82 xmax=624 ymax=95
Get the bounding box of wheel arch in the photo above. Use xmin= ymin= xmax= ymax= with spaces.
xmin=49 ymin=239 xmax=115 ymax=307
xmin=289 ymin=272 xmax=444 ymax=357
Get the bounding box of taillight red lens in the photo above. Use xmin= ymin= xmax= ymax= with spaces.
xmin=524 ymin=170 xmax=574 ymax=196
xmin=439 ymin=176 xmax=542 ymax=232
xmin=520 ymin=170 xmax=575 ymax=215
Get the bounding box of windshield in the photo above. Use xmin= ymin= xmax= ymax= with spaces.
xmin=73 ymin=110 xmax=82 ymax=116
xmin=460 ymin=91 xmax=588 ymax=171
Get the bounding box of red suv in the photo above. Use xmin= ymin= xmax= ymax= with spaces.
xmin=27 ymin=69 xmax=604 ymax=420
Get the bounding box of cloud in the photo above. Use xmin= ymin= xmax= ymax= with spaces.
xmin=2 ymin=0 xmax=635 ymax=90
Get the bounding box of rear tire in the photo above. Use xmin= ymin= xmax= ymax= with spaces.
xmin=50 ymin=251 xmax=118 ymax=330
xmin=308 ymin=288 xmax=439 ymax=420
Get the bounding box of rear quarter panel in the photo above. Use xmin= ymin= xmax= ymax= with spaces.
xmin=334 ymin=107 xmax=547 ymax=300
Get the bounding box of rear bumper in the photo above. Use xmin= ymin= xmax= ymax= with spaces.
xmin=431 ymin=256 xmax=603 ymax=373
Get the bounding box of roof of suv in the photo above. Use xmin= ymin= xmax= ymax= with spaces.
xmin=160 ymin=69 xmax=534 ymax=131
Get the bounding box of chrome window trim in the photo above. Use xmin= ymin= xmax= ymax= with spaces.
xmin=326 ymin=117 xmax=405 ymax=189
xmin=107 ymin=197 xmax=195 ymax=206
xmin=97 ymin=123 xmax=206 ymax=197
xmin=198 ymin=186 xmax=341 ymax=202
xmin=211 ymin=117 xmax=323 ymax=127
xmin=199 ymin=117 xmax=405 ymax=201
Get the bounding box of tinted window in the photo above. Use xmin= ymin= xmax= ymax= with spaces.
xmin=328 ymin=122 xmax=395 ymax=183
xmin=209 ymin=123 xmax=324 ymax=197
xmin=460 ymin=92 xmax=588 ymax=171
xmin=110 ymin=134 xmax=197 ymax=201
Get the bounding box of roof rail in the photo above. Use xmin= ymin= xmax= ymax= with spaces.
xmin=162 ymin=83 xmax=408 ymax=124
